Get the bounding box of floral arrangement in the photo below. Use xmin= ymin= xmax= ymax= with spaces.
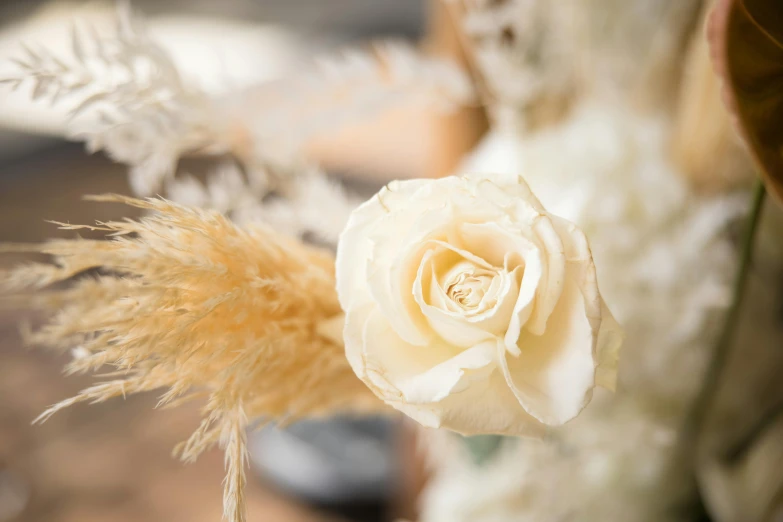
xmin=2 ymin=1 xmax=783 ymax=521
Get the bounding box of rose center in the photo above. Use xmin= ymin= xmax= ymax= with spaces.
xmin=441 ymin=260 xmax=498 ymax=312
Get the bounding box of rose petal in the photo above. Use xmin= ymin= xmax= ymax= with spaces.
xmin=466 ymin=172 xmax=547 ymax=213
xmin=459 ymin=222 xmax=545 ymax=356
xmin=359 ymin=307 xmax=461 ymax=402
xmin=428 ymin=261 xmax=521 ymax=328
xmin=460 ymin=216 xmax=566 ymax=337
xmin=343 ymin=301 xmax=374 ymax=380
xmin=497 ymin=215 xmax=606 ymax=425
xmin=336 ymin=178 xmax=430 ymax=310
xmin=547 ymin=216 xmax=621 ymax=391
xmin=467 ymin=268 xmax=521 ymax=332
xmin=414 ymin=239 xmax=522 ymax=343
xmin=595 ymin=301 xmax=623 ymax=391
xmin=458 ymin=221 xmax=529 ymax=268
xmin=498 ymin=268 xmax=596 ymax=425
xmin=361 ymin=180 xmax=499 ymax=347
xmin=476 ymin=274 xmax=504 ymax=313
xmin=426 ymin=239 xmax=496 ymax=271
xmin=391 ymin=368 xmax=547 ymax=437
xmin=428 ymin=264 xmax=464 ymax=314
xmin=525 ymin=214 xmax=566 ymax=335
xmin=395 ymin=340 xmax=498 ymax=403
xmin=413 ymin=248 xmax=499 ymax=347
xmin=367 ymin=208 xmax=457 ymax=346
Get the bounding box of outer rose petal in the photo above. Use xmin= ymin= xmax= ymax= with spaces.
xmin=498 ymin=215 xmax=608 ymax=425
xmin=467 ymin=171 xmax=547 ymax=212
xmin=548 ymin=215 xmax=622 ymax=391
xmin=395 ymin=340 xmax=498 ymax=403
xmin=595 ymin=301 xmax=623 ymax=391
xmin=367 ymin=207 xmax=456 ymax=346
xmin=357 ymin=309 xmax=504 ymax=407
xmin=336 ymin=179 xmax=430 ymax=311
xmin=358 ymin=307 xmax=460 ymax=400
xmin=392 ymin=367 xmax=547 ymax=438
xmin=499 ymin=267 xmax=596 ymax=425
xmin=523 ymin=214 xmax=566 ymax=335
xmin=342 ymin=302 xmax=374 ymax=380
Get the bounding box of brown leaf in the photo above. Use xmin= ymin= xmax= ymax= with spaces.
xmin=709 ymin=0 xmax=783 ymax=204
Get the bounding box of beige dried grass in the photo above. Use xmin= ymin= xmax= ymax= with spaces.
xmin=0 ymin=195 xmax=384 ymax=522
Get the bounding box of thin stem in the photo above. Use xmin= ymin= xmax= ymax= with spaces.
xmin=724 ymin=399 xmax=783 ymax=463
xmin=681 ymin=180 xmax=767 ymax=447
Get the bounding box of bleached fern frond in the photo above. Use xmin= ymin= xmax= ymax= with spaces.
xmin=164 ymin=161 xmax=267 ymax=219
xmin=173 ymin=41 xmax=471 ymax=242
xmin=251 ymin=167 xmax=367 ymax=245
xmin=4 ymin=10 xmax=474 ymax=244
xmin=164 ymin=161 xmax=363 ymax=245
xmin=2 ymin=4 xmax=227 ymax=196
xmin=180 ymin=42 xmax=471 ymax=242
xmin=0 ymin=195 xmax=385 ymax=522
xmin=237 ymin=40 xmax=475 ymax=165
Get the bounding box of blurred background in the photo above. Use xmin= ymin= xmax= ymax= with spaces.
xmin=0 ymin=1 xmax=448 ymax=521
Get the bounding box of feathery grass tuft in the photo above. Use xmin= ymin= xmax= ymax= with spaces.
xmin=0 ymin=195 xmax=384 ymax=522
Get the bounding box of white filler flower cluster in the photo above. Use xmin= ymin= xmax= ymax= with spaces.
xmin=419 ymin=101 xmax=747 ymax=522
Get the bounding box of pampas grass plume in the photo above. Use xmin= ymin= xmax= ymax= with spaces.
xmin=1 ymin=195 xmax=384 ymax=522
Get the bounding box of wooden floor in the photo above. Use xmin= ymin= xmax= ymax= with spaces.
xmin=0 ymin=144 xmax=347 ymax=522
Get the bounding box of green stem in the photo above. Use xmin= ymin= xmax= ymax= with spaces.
xmin=681 ymin=180 xmax=767 ymax=448
xmin=462 ymin=434 xmax=505 ymax=466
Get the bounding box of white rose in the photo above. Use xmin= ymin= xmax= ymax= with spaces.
xmin=335 ymin=173 xmax=622 ymax=436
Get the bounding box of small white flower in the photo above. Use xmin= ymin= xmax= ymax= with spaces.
xmin=336 ymin=172 xmax=622 ymax=435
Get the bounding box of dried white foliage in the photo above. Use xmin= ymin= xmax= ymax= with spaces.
xmin=449 ymin=0 xmax=701 ymax=128
xmin=1 ymin=4 xmax=476 ymax=519
xmin=572 ymin=0 xmax=702 ymax=107
xmin=236 ymin=40 xmax=474 ymax=163
xmin=251 ymin=169 xmax=366 ymax=245
xmin=449 ymin=0 xmax=579 ymax=129
xmin=3 ymin=7 xmax=474 ymax=244
xmin=164 ymin=162 xmax=262 ymax=217
xmin=165 ymin=162 xmax=364 ymax=245
xmin=419 ymin=101 xmax=748 ymax=522
xmin=2 ymin=4 xmax=225 ymax=195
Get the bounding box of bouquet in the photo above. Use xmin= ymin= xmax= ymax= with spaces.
xmin=2 ymin=1 xmax=783 ymax=521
